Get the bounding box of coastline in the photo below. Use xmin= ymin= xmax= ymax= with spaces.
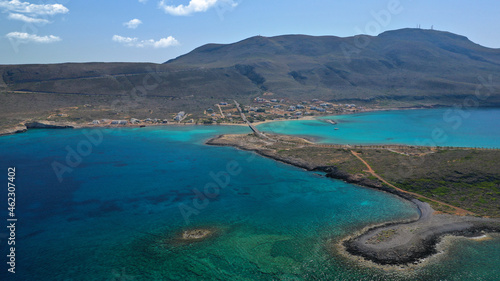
xmin=0 ymin=105 xmax=431 ymax=137
xmin=2 ymin=107 xmax=499 ymax=266
xmin=339 ymin=201 xmax=500 ymax=267
xmin=0 ymin=120 xmax=220 ymax=137
xmin=205 ymin=133 xmax=500 ymax=267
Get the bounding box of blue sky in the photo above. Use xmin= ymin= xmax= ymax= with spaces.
xmin=0 ymin=0 xmax=499 ymax=64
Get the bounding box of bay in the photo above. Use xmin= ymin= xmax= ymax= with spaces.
xmin=0 ymin=109 xmax=499 ymax=280
xmin=258 ymin=108 xmax=500 ymax=148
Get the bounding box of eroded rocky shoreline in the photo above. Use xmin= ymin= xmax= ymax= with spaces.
xmin=341 ymin=200 xmax=500 ymax=265
xmin=206 ymin=133 xmax=500 ymax=266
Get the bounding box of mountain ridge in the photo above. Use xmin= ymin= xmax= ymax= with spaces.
xmin=164 ymin=28 xmax=500 ymax=103
xmin=167 ymin=28 xmax=500 ymax=65
xmin=1 ymin=28 xmax=500 ymax=128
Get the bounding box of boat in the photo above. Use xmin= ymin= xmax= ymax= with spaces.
xmin=325 ymin=119 xmax=337 ymax=125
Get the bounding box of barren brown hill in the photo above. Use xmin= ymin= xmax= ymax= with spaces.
xmin=1 ymin=28 xmax=500 ymax=128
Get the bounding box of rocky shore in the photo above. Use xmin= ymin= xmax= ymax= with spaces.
xmin=206 ymin=133 xmax=500 ymax=266
xmin=0 ymin=125 xmax=27 ymax=136
xmin=24 ymin=121 xmax=77 ymax=129
xmin=206 ymin=134 xmax=399 ymax=195
xmin=0 ymin=121 xmax=81 ymax=136
xmin=2 ymin=121 xmax=498 ymax=266
xmin=341 ymin=200 xmax=500 ymax=265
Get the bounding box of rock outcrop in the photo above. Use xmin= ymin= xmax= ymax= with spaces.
xmin=25 ymin=121 xmax=75 ymax=129
xmin=0 ymin=125 xmax=27 ymax=136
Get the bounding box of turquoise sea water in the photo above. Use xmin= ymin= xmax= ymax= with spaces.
xmin=0 ymin=109 xmax=499 ymax=280
xmin=258 ymin=108 xmax=500 ymax=148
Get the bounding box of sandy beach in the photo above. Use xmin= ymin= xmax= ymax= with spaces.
xmin=0 ymin=106 xmax=431 ymax=137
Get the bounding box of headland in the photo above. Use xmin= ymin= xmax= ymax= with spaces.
xmin=206 ymin=132 xmax=500 ymax=266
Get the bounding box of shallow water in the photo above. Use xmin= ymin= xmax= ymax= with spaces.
xmin=258 ymin=108 xmax=500 ymax=148
xmin=0 ymin=114 xmax=499 ymax=280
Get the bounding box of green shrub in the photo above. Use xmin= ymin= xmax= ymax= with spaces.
xmin=433 ymin=186 xmax=450 ymax=196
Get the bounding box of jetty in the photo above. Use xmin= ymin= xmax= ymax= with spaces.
xmin=234 ymin=100 xmax=275 ymax=142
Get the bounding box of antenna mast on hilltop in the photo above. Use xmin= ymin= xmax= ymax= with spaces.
xmin=431 ymin=25 xmax=434 ymax=30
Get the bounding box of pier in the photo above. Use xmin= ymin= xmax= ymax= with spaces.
xmin=234 ymin=100 xmax=275 ymax=142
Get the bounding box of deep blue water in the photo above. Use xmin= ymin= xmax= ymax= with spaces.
xmin=0 ymin=109 xmax=499 ymax=280
xmin=258 ymin=108 xmax=500 ymax=148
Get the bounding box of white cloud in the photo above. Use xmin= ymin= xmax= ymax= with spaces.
xmin=112 ymin=35 xmax=179 ymax=48
xmin=123 ymin=18 xmax=142 ymax=29
xmin=138 ymin=0 xmax=147 ymax=3
xmin=151 ymin=37 xmax=180 ymax=48
xmin=159 ymin=0 xmax=237 ymax=16
xmin=7 ymin=12 xmax=49 ymax=24
xmin=0 ymin=0 xmax=68 ymax=16
xmin=112 ymin=35 xmax=137 ymax=45
xmin=6 ymin=32 xmax=61 ymax=43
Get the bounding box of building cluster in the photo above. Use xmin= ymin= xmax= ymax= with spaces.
xmin=85 ymin=96 xmax=363 ymax=126
xmin=87 ymin=99 xmax=362 ymax=127
xmin=90 ymin=110 xmax=193 ymax=126
xmin=250 ymin=96 xmax=360 ymax=118
xmin=203 ymin=101 xmax=240 ymax=123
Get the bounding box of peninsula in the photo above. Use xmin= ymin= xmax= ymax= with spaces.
xmin=1 ymin=27 xmax=499 ymax=268
xmin=206 ymin=132 xmax=500 ymax=265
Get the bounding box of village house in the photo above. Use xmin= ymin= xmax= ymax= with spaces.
xmin=174 ymin=111 xmax=186 ymax=121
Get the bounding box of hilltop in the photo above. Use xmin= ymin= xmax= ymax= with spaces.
xmin=1 ymin=28 xmax=500 ymax=129
xmin=168 ymin=28 xmax=500 ymax=103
